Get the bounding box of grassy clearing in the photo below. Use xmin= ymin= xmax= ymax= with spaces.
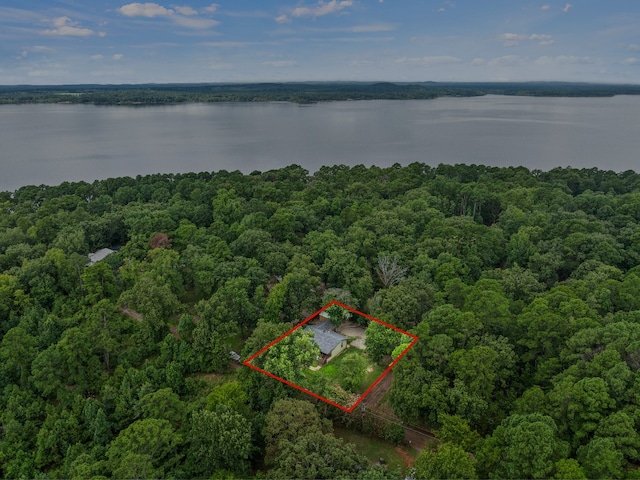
xmin=304 ymin=347 xmax=381 ymax=395
xmin=333 ymin=426 xmax=411 ymax=475
xmin=359 ymin=363 xmax=386 ymax=393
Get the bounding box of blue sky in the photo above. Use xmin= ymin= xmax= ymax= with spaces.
xmin=1 ymin=0 xmax=639 ymax=84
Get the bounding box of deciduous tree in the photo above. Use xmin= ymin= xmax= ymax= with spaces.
xmin=186 ymin=407 xmax=251 ymax=477
xmin=340 ymin=353 xmax=367 ymax=392
xmin=106 ymin=418 xmax=181 ymax=477
xmin=259 ymin=328 xmax=320 ymax=383
xmin=413 ymin=442 xmax=477 ymax=480
xmin=476 ymin=414 xmax=569 ymax=479
xmin=365 ymin=321 xmax=403 ymax=363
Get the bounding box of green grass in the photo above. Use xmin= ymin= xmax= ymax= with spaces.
xmin=333 ymin=426 xmax=411 ymax=475
xmin=359 ymin=363 xmax=386 ymax=393
xmin=319 ymin=363 xmax=339 ymax=379
xmin=303 ymin=362 xmax=338 ymax=384
xmin=303 ymin=348 xmax=383 ymax=395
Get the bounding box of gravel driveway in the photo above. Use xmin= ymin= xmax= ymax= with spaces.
xmin=336 ymin=321 xmax=367 ymax=350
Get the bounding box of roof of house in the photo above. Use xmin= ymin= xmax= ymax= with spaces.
xmin=87 ymin=247 xmax=115 ymax=266
xmin=313 ymin=319 xmax=335 ymax=332
xmin=306 ymin=324 xmax=347 ymax=355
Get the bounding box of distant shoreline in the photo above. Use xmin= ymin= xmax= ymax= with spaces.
xmin=2 ymin=81 xmax=640 ymax=106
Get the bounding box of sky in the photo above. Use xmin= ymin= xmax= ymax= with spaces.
xmin=1 ymin=0 xmax=640 ymax=84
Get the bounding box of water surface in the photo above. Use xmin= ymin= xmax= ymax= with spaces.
xmin=1 ymin=95 xmax=639 ymax=191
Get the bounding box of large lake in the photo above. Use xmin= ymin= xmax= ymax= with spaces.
xmin=1 ymin=95 xmax=639 ymax=192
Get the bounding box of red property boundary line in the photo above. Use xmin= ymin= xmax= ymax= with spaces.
xmin=243 ymin=300 xmax=419 ymax=413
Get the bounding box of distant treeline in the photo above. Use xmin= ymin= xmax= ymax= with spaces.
xmin=1 ymin=81 xmax=640 ymax=105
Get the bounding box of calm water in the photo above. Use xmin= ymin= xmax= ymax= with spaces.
xmin=1 ymin=95 xmax=639 ymax=192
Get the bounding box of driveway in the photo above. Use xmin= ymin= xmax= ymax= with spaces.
xmin=336 ymin=321 xmax=366 ymax=350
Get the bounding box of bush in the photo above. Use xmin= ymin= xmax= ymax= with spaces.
xmin=383 ymin=423 xmax=405 ymax=445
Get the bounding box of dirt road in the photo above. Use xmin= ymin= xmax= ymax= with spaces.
xmin=365 ymin=369 xmax=394 ymax=407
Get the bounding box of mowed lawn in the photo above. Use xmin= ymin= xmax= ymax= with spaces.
xmin=305 ymin=347 xmax=385 ymax=395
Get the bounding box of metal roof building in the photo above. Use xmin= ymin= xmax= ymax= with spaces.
xmin=87 ymin=247 xmax=115 ymax=266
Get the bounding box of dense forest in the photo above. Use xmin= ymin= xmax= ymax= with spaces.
xmin=2 ymin=163 xmax=640 ymax=478
xmin=2 ymin=81 xmax=640 ymax=105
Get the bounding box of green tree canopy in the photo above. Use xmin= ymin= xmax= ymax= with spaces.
xmin=186 ymin=407 xmax=252 ymax=477
xmin=413 ymin=442 xmax=478 ymax=480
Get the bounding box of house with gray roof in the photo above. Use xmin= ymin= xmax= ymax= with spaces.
xmin=306 ymin=319 xmax=348 ymax=364
xmin=87 ymin=247 xmax=115 ymax=266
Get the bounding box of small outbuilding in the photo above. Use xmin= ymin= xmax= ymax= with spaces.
xmin=87 ymin=247 xmax=115 ymax=266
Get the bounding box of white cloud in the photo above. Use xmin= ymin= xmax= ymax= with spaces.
xmin=394 ymin=56 xmax=463 ymax=67
xmin=118 ymin=3 xmax=173 ymax=17
xmin=275 ymin=24 xmax=394 ymax=34
xmin=201 ymin=41 xmax=252 ymax=47
xmin=437 ymin=1 xmax=455 ymax=12
xmin=41 ymin=16 xmax=94 ymax=36
xmin=628 ymin=44 xmax=640 ymax=51
xmin=30 ymin=45 xmax=55 ymax=53
xmin=622 ymin=57 xmax=639 ymax=65
xmin=563 ymin=3 xmax=572 ymax=13
xmin=117 ymin=2 xmax=218 ymax=29
xmin=472 ymin=57 xmax=486 ymax=66
xmin=497 ymin=33 xmax=527 ymax=47
xmin=488 ymin=55 xmax=527 ymax=66
xmin=175 ymin=6 xmax=197 ymax=16
xmin=352 ymin=60 xmax=375 ymax=66
xmin=263 ymin=60 xmax=296 ymax=67
xmin=541 ymin=4 xmax=551 ymax=11
xmin=224 ymin=10 xmax=271 ymax=18
xmin=350 ymin=24 xmax=394 ymax=33
xmin=90 ymin=53 xmax=125 ymax=61
xmin=275 ymin=14 xmax=291 ymax=24
xmin=203 ymin=4 xmax=219 ymax=13
xmin=291 ymin=0 xmax=353 ymax=19
xmin=172 ymin=16 xmax=219 ymax=28
xmin=317 ymin=35 xmax=393 ymax=43
xmin=531 ymin=34 xmax=554 ymax=46
xmin=497 ymin=33 xmax=553 ymax=47
xmin=19 ymin=46 xmax=55 ymax=58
